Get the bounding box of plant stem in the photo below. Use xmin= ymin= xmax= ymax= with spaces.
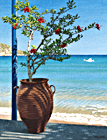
xmin=27 ymin=55 xmax=32 ymax=82
xmin=27 ymin=30 xmax=34 ymax=82
xmin=28 ymin=31 xmax=34 ymax=52
xmin=31 ymin=56 xmax=49 ymax=76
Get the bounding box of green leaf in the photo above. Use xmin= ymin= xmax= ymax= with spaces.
xmin=42 ymin=11 xmax=46 ymax=14
xmin=85 ymin=27 xmax=87 ymax=30
xmin=21 ymin=15 xmax=26 ymax=19
xmin=31 ymin=45 xmax=37 ymax=49
xmin=25 ymin=2 xmax=29 ymax=7
xmin=50 ymin=8 xmax=55 ymax=13
xmin=20 ymin=62 xmax=27 ymax=67
xmin=45 ymin=9 xmax=49 ymax=13
xmin=14 ymin=5 xmax=18 ymax=9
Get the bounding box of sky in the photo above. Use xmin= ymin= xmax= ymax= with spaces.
xmin=0 ymin=0 xmax=107 ymax=55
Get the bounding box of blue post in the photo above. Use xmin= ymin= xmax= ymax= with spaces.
xmin=12 ymin=0 xmax=17 ymax=120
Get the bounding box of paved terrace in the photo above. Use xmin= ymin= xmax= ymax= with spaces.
xmin=0 ymin=119 xmax=107 ymax=140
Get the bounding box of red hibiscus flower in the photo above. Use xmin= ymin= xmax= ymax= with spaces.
xmin=38 ymin=17 xmax=45 ymax=23
xmin=55 ymin=29 xmax=60 ymax=34
xmin=60 ymin=44 xmax=67 ymax=48
xmin=30 ymin=49 xmax=37 ymax=54
xmin=96 ymin=23 xmax=100 ymax=30
xmin=13 ymin=23 xmax=18 ymax=30
xmin=77 ymin=25 xmax=82 ymax=32
xmin=24 ymin=7 xmax=29 ymax=13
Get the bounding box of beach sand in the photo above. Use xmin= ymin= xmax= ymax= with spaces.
xmin=0 ymin=114 xmax=105 ymax=127
xmin=0 ymin=114 xmax=80 ymax=124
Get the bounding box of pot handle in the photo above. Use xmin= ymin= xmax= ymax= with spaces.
xmin=50 ymin=85 xmax=56 ymax=94
xmin=13 ymin=86 xmax=19 ymax=96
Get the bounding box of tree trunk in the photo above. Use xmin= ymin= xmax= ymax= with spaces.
xmin=27 ymin=31 xmax=34 ymax=82
xmin=27 ymin=55 xmax=32 ymax=82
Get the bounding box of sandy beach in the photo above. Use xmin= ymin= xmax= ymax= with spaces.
xmin=0 ymin=113 xmax=106 ymax=127
xmin=1 ymin=109 xmax=107 ymax=139
xmin=0 ymin=114 xmax=84 ymax=125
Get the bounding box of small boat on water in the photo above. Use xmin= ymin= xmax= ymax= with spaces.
xmin=83 ymin=58 xmax=94 ymax=62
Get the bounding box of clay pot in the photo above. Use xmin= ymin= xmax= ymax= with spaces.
xmin=14 ymin=78 xmax=55 ymax=133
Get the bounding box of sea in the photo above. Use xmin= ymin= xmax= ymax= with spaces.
xmin=0 ymin=55 xmax=107 ymax=126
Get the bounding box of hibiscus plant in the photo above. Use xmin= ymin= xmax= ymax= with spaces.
xmin=1 ymin=0 xmax=101 ymax=82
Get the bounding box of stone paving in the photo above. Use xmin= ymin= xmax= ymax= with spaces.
xmin=0 ymin=119 xmax=107 ymax=140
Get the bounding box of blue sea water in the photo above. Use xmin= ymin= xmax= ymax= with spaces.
xmin=0 ymin=55 xmax=107 ymax=117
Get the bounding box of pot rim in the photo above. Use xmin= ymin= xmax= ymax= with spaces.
xmin=20 ymin=78 xmax=49 ymax=83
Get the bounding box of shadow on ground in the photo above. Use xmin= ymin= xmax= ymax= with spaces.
xmin=0 ymin=119 xmax=107 ymax=140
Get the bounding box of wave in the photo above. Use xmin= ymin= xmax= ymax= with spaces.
xmin=50 ymin=112 xmax=107 ymax=126
xmin=0 ymin=107 xmax=107 ymax=126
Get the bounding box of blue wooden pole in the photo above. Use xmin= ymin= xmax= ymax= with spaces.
xmin=12 ymin=0 xmax=17 ymax=120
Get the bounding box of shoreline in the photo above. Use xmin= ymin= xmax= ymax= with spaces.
xmin=1 ymin=54 xmax=107 ymax=56
xmin=0 ymin=107 xmax=107 ymax=127
xmin=0 ymin=114 xmax=106 ymax=127
xmin=0 ymin=54 xmax=24 ymax=56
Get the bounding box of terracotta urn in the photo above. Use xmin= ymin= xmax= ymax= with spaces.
xmin=14 ymin=78 xmax=55 ymax=133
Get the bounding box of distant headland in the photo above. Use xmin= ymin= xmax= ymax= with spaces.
xmin=0 ymin=43 xmax=24 ymax=56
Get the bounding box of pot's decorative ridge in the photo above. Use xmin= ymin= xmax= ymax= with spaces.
xmin=16 ymin=78 xmax=55 ymax=133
